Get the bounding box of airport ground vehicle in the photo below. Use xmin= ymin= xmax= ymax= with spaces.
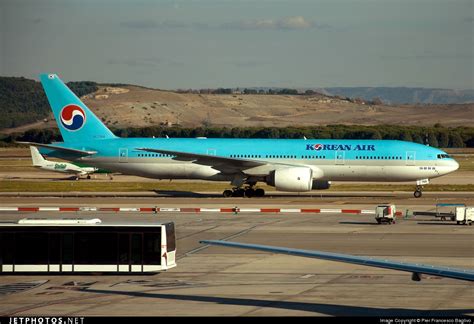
xmin=456 ymin=207 xmax=473 ymax=225
xmin=412 ymin=204 xmax=473 ymax=225
xmin=375 ymin=204 xmax=396 ymax=224
xmin=0 ymin=218 xmax=176 ymax=273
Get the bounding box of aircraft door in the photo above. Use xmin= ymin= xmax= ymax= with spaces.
xmin=335 ymin=151 xmax=345 ymax=165
xmin=406 ymin=151 xmax=416 ymax=166
xmin=119 ymin=148 xmax=128 ymax=163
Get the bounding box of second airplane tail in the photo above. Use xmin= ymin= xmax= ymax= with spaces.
xmin=30 ymin=146 xmax=46 ymax=166
xmin=40 ymin=74 xmax=117 ymax=143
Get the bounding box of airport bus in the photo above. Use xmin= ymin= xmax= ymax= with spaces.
xmin=0 ymin=218 xmax=176 ymax=273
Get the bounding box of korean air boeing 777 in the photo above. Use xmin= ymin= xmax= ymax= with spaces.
xmin=21 ymin=74 xmax=459 ymax=198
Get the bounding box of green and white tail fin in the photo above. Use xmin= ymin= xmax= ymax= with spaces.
xmin=30 ymin=146 xmax=46 ymax=166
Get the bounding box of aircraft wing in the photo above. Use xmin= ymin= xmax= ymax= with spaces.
xmin=17 ymin=142 xmax=97 ymax=156
xmin=200 ymin=240 xmax=474 ymax=282
xmin=136 ymin=147 xmax=269 ymax=172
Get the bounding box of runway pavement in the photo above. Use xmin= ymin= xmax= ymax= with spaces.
xmin=1 ymin=191 xmax=473 ymax=211
xmin=0 ymin=200 xmax=473 ymax=316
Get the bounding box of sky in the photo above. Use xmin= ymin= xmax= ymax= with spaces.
xmin=1 ymin=0 xmax=473 ymax=89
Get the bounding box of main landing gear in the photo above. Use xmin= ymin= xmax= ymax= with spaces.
xmin=414 ymin=185 xmax=423 ymax=198
xmin=222 ymin=187 xmax=265 ymax=198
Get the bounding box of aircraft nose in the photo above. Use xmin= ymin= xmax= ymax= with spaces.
xmin=450 ymin=159 xmax=459 ymax=172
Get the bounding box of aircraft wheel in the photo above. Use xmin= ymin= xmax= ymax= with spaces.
xmin=244 ymin=188 xmax=255 ymax=198
xmin=223 ymin=190 xmax=233 ymax=198
xmin=87 ymin=175 xmax=91 ymax=180
xmin=413 ymin=190 xmax=422 ymax=198
xmin=255 ymin=188 xmax=265 ymax=197
xmin=232 ymin=188 xmax=245 ymax=197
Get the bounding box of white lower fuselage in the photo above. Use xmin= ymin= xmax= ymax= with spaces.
xmin=81 ymin=156 xmax=456 ymax=182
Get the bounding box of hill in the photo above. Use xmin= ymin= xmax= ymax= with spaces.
xmin=323 ymin=87 xmax=474 ymax=104
xmin=73 ymin=85 xmax=474 ymax=129
xmin=0 ymin=77 xmax=98 ymax=129
xmin=1 ymin=77 xmax=473 ymax=134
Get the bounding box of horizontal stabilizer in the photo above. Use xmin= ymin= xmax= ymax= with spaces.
xmin=16 ymin=142 xmax=97 ymax=156
xmin=201 ymin=240 xmax=474 ymax=282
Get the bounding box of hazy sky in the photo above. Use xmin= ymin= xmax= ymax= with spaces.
xmin=1 ymin=0 xmax=473 ymax=89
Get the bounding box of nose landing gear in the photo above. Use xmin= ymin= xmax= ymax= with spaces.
xmin=414 ymin=179 xmax=429 ymax=198
xmin=414 ymin=186 xmax=423 ymax=198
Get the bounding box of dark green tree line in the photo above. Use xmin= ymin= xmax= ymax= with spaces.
xmin=3 ymin=125 xmax=474 ymax=148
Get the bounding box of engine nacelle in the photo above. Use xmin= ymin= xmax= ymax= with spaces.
xmin=312 ymin=180 xmax=331 ymax=190
xmin=266 ymin=167 xmax=313 ymax=192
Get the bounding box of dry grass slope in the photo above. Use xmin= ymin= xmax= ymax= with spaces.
xmin=83 ymin=86 xmax=474 ymax=128
xmin=2 ymin=85 xmax=472 ymax=135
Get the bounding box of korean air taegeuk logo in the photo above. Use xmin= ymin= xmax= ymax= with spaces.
xmin=60 ymin=104 xmax=86 ymax=131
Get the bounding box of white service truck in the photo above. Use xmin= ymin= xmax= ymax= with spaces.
xmin=455 ymin=207 xmax=473 ymax=225
xmin=375 ymin=204 xmax=396 ymax=224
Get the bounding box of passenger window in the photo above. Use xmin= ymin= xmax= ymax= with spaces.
xmin=15 ymin=232 xmax=48 ymax=264
xmin=75 ymin=232 xmax=117 ymax=265
xmin=144 ymin=233 xmax=161 ymax=265
xmin=131 ymin=234 xmax=143 ymax=265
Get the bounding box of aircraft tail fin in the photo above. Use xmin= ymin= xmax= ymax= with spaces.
xmin=30 ymin=146 xmax=46 ymax=166
xmin=39 ymin=74 xmax=117 ymax=143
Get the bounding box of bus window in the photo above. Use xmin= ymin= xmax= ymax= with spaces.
xmin=75 ymin=233 xmax=117 ymax=264
xmin=144 ymin=233 xmax=161 ymax=265
xmin=16 ymin=232 xmax=48 ymax=264
xmin=131 ymin=234 xmax=143 ymax=265
xmin=118 ymin=234 xmax=129 ymax=264
xmin=62 ymin=233 xmax=74 ymax=264
xmin=1 ymin=233 xmax=15 ymax=264
xmin=49 ymin=233 xmax=61 ymax=264
xmin=166 ymin=223 xmax=176 ymax=252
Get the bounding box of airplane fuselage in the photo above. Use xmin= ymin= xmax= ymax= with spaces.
xmin=36 ymin=161 xmax=96 ymax=175
xmin=42 ymin=138 xmax=459 ymax=183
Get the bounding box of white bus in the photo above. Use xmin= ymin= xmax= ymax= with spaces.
xmin=0 ymin=218 xmax=176 ymax=273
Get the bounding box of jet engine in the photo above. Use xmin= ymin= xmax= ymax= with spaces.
xmin=312 ymin=180 xmax=331 ymax=190
xmin=266 ymin=167 xmax=313 ymax=192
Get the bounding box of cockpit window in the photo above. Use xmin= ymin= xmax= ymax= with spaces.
xmin=437 ymin=154 xmax=451 ymax=159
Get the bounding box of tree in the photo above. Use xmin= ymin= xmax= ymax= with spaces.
xmin=437 ymin=131 xmax=449 ymax=148
xmin=449 ymin=133 xmax=465 ymax=148
xmin=412 ymin=133 xmax=424 ymax=144
xmin=427 ymin=132 xmax=439 ymax=147
xmin=371 ymin=97 xmax=383 ymax=105
xmin=400 ymin=131 xmax=413 ymax=142
xmin=370 ymin=130 xmax=383 ymax=140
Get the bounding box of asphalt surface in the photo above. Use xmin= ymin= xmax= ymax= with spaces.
xmin=0 ymin=196 xmax=473 ymax=316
